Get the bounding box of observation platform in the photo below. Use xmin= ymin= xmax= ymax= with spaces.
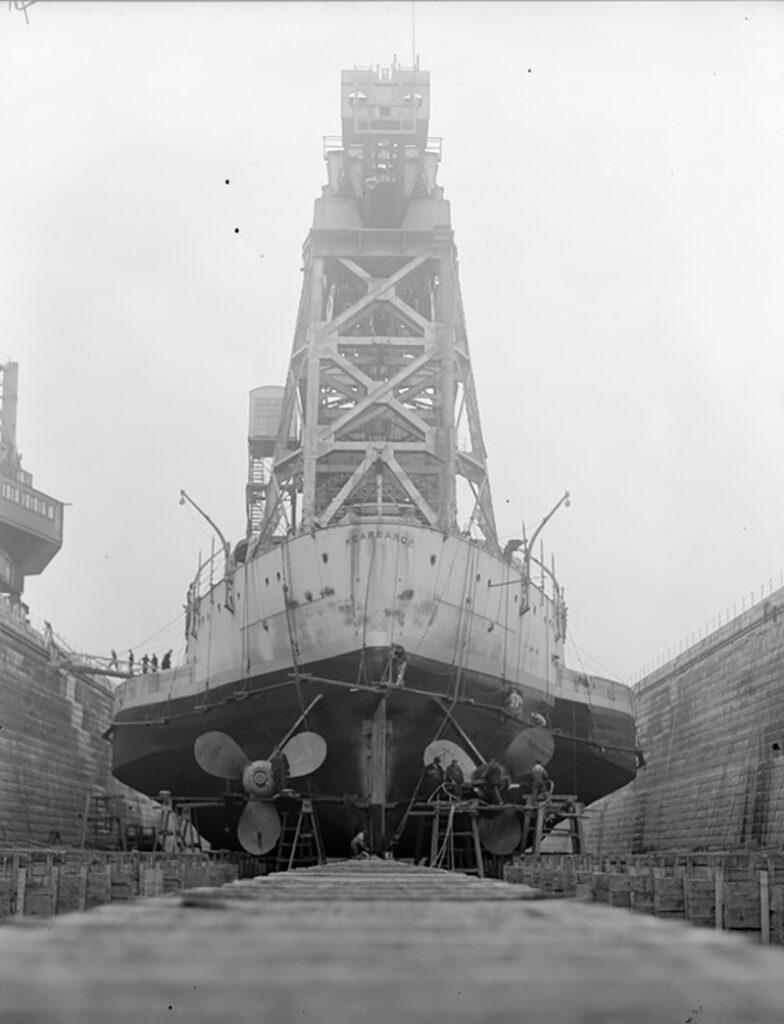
xmin=0 ymin=858 xmax=782 ymax=1023
xmin=0 ymin=470 xmax=63 ymax=574
xmin=0 ymin=360 xmax=64 ymax=596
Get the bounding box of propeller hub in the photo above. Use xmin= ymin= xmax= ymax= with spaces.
xmin=242 ymin=759 xmax=276 ymax=797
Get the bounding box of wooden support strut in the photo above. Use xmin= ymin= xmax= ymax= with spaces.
xmin=760 ymin=869 xmax=770 ymax=944
xmin=367 ymin=695 xmax=388 ymax=853
xmin=715 ymin=867 xmax=724 ymax=931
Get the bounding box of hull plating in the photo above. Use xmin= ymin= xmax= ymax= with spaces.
xmin=112 ymin=643 xmax=636 ymax=856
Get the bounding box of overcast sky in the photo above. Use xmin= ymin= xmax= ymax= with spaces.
xmin=3 ymin=1 xmax=783 ymax=684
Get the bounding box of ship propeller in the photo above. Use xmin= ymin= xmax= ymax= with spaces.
xmin=422 ymin=738 xmax=477 ymax=778
xmin=478 ymin=809 xmax=522 ymax=856
xmin=236 ymin=800 xmax=282 ymax=857
xmin=423 ymin=731 xmax=553 ymax=855
xmin=503 ymin=726 xmax=555 ymax=781
xmin=192 ymin=731 xmax=248 ymax=780
xmin=193 ymin=729 xmax=327 ymax=855
xmin=422 ymin=740 xmax=518 ymax=850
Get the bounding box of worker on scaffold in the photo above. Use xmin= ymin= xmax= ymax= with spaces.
xmin=505 ymin=688 xmax=524 ymax=717
xmin=444 ymin=758 xmax=465 ymax=797
xmin=389 ymin=644 xmax=407 ymax=686
xmin=423 ymin=755 xmax=444 ymax=798
xmin=530 ymin=759 xmax=550 ymax=803
xmin=270 ymin=747 xmax=290 ymax=794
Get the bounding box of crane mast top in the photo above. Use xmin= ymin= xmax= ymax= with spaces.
xmin=249 ymin=65 xmax=499 ymax=555
xmin=335 ymin=63 xmax=432 ymax=229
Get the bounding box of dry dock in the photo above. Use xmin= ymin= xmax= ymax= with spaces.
xmin=1 ymin=860 xmax=784 ymax=1024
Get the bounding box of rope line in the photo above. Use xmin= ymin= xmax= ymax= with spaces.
xmin=358 ymin=534 xmax=379 ymax=684
xmin=280 ymin=541 xmax=306 ymax=720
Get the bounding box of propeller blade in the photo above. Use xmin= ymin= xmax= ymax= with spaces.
xmin=478 ymin=809 xmax=522 ymax=855
xmin=423 ymin=739 xmax=477 ymax=779
xmin=282 ymin=731 xmax=327 ymax=778
xmin=194 ymin=731 xmax=249 ymax=780
xmin=503 ymin=726 xmax=555 ymax=781
xmin=237 ymin=799 xmax=282 ymax=855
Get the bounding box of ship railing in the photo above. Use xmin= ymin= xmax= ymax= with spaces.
xmin=425 ymin=137 xmax=443 ymax=159
xmin=346 ymin=62 xmax=422 ymax=73
xmin=342 ymin=501 xmax=420 ymax=522
xmin=189 ymin=545 xmax=229 ymax=602
xmin=47 ymin=629 xmax=126 ymax=679
xmin=505 ymin=550 xmax=563 ymax=611
xmin=527 ymin=552 xmax=560 ymax=599
xmin=322 ymin=135 xmax=442 ymax=160
xmin=0 ymin=598 xmax=126 ymax=676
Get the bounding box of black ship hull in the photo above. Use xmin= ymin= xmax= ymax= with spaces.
xmin=112 ymin=649 xmax=636 ymax=857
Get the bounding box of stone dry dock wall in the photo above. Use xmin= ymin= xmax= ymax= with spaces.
xmin=0 ymin=615 xmax=144 ymax=845
xmin=583 ymin=587 xmax=784 ymax=854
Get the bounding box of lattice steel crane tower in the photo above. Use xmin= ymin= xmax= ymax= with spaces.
xmin=251 ymin=62 xmax=498 ymax=553
xmin=0 ymin=362 xmax=63 ymax=607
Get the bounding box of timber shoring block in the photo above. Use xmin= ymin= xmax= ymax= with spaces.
xmin=0 ymin=850 xmax=244 ymax=920
xmin=724 ymin=881 xmax=761 ymax=932
xmin=505 ymin=851 xmax=784 ymax=942
xmin=0 ymin=879 xmax=13 ymax=917
xmin=771 ymin=884 xmax=784 ymax=943
xmin=653 ymin=877 xmax=686 ymax=917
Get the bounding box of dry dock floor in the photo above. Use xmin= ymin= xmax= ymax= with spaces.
xmin=0 ymin=859 xmax=783 ymax=1024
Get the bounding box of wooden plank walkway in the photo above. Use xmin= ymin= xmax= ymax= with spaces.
xmin=1 ymin=859 xmax=783 ymax=1023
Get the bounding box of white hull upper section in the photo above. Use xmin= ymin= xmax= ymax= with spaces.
xmin=114 ymin=522 xmax=633 ymax=721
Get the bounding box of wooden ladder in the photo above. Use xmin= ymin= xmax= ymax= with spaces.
xmin=273 ymin=799 xmax=325 ymax=872
xmin=429 ymin=802 xmax=484 ymax=877
xmin=154 ymin=793 xmax=204 ymax=852
xmin=521 ymin=794 xmax=585 ymax=854
xmin=80 ymin=794 xmax=127 ymax=851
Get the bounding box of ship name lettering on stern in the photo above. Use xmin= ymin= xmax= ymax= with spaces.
xmin=346 ymin=532 xmax=414 ymax=546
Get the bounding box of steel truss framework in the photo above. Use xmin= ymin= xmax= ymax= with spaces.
xmin=255 ymin=121 xmax=498 ymax=556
